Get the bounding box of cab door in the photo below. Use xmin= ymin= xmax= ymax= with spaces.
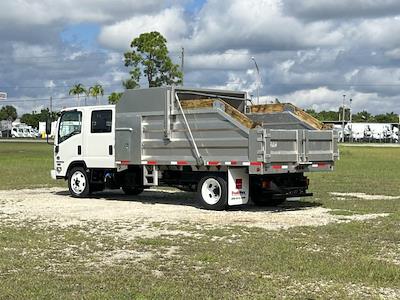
xmin=84 ymin=109 xmax=115 ymax=168
xmin=54 ymin=110 xmax=83 ymax=178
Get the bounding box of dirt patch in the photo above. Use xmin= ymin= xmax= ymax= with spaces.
xmin=0 ymin=188 xmax=389 ymax=236
xmin=331 ymin=192 xmax=400 ymax=200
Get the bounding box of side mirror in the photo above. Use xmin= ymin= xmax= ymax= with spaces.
xmin=46 ymin=119 xmax=51 ymax=135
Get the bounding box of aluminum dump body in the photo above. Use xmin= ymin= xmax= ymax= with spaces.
xmin=115 ymin=87 xmax=338 ymax=174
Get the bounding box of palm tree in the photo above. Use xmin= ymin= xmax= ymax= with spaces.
xmin=108 ymin=92 xmax=122 ymax=104
xmin=89 ymin=84 xmax=104 ymax=105
xmin=69 ymin=84 xmax=87 ymax=107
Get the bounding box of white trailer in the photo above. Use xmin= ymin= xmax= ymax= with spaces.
xmin=50 ymin=87 xmax=338 ymax=210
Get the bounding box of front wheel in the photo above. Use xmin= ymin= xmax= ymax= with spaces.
xmin=197 ymin=175 xmax=228 ymax=210
xmin=68 ymin=167 xmax=90 ymax=198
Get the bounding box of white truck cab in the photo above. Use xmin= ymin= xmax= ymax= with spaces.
xmin=52 ymin=105 xmax=115 ymax=180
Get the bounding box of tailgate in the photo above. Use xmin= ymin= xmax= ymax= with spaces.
xmin=250 ymin=128 xmax=339 ymax=174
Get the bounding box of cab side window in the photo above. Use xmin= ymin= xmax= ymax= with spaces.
xmin=58 ymin=111 xmax=82 ymax=143
xmin=91 ymin=110 xmax=112 ymax=133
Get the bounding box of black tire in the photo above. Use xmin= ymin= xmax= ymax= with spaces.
xmin=68 ymin=167 xmax=90 ymax=198
xmin=122 ymin=186 xmax=144 ymax=195
xmin=197 ymin=175 xmax=228 ymax=210
xmin=251 ymin=187 xmax=286 ymax=206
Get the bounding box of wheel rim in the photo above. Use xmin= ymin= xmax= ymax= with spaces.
xmin=201 ymin=178 xmax=222 ymax=205
xmin=71 ymin=171 xmax=86 ymax=195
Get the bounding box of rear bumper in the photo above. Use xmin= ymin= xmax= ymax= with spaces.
xmin=261 ymin=162 xmax=334 ymax=174
xmin=263 ymin=190 xmax=313 ymax=199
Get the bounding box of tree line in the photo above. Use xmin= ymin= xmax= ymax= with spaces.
xmin=0 ymin=106 xmax=57 ymax=128
xmin=305 ymin=108 xmax=399 ymax=123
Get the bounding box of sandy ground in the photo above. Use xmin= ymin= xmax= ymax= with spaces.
xmin=0 ymin=187 xmax=398 ymax=298
xmin=331 ymin=192 xmax=400 ymax=200
xmin=0 ymin=188 xmax=388 ymax=237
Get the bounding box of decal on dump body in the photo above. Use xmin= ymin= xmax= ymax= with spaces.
xmin=228 ymin=167 xmax=249 ymax=206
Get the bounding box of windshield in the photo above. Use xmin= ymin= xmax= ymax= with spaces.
xmin=58 ymin=111 xmax=82 ymax=143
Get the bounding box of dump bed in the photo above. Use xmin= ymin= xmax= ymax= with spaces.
xmin=115 ymin=87 xmax=338 ymax=174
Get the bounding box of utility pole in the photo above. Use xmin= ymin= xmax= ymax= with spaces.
xmin=251 ymin=57 xmax=261 ymax=105
xmin=181 ymin=47 xmax=185 ymax=85
xmin=49 ymin=96 xmax=53 ymax=115
xmin=349 ymin=98 xmax=353 ymax=143
xmin=341 ymin=94 xmax=346 ymax=142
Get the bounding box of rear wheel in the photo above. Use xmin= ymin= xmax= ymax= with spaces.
xmin=197 ymin=175 xmax=227 ymax=210
xmin=122 ymin=186 xmax=144 ymax=195
xmin=68 ymin=167 xmax=90 ymax=198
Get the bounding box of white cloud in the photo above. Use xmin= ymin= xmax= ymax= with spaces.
xmin=0 ymin=0 xmax=165 ymax=25
xmin=185 ymin=50 xmax=251 ymax=70
xmin=98 ymin=8 xmax=188 ymax=52
xmin=283 ymin=0 xmax=400 ymax=20
xmin=187 ymin=0 xmax=343 ymax=53
xmin=12 ymin=43 xmax=56 ymax=61
xmin=268 ymin=87 xmax=400 ymax=114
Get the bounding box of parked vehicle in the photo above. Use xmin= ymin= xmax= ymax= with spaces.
xmin=341 ymin=123 xmax=399 ymax=143
xmin=11 ymin=126 xmax=25 ymax=138
xmin=50 ymin=87 xmax=339 ymax=210
xmin=10 ymin=124 xmax=39 ymax=138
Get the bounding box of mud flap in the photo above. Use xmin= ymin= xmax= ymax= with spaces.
xmin=228 ymin=167 xmax=249 ymax=206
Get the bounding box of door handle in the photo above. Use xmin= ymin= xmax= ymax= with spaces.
xmin=78 ymin=145 xmax=81 ymax=155
xmin=109 ymin=145 xmax=113 ymax=155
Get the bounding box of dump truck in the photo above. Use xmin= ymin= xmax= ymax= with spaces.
xmin=50 ymin=87 xmax=339 ymax=210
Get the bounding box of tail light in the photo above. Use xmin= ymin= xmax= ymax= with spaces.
xmin=261 ymin=180 xmax=271 ymax=189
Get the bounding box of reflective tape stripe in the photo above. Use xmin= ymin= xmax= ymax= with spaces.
xmin=272 ymin=165 xmax=281 ymax=169
xmin=141 ymin=160 xmax=157 ymax=165
xmin=171 ymin=161 xmax=189 ymax=165
xmin=312 ymin=163 xmax=329 ymax=168
xmin=281 ymin=165 xmax=288 ymax=169
xmin=242 ymin=162 xmax=250 ymax=166
xmin=207 ymin=161 xmax=220 ymax=166
xmin=250 ymin=161 xmax=262 ymax=166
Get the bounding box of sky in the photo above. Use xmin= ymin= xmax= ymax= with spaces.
xmin=0 ymin=0 xmax=400 ymax=116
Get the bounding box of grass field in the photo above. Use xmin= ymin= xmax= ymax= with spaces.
xmin=0 ymin=142 xmax=65 ymax=189
xmin=0 ymin=142 xmax=399 ymax=299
